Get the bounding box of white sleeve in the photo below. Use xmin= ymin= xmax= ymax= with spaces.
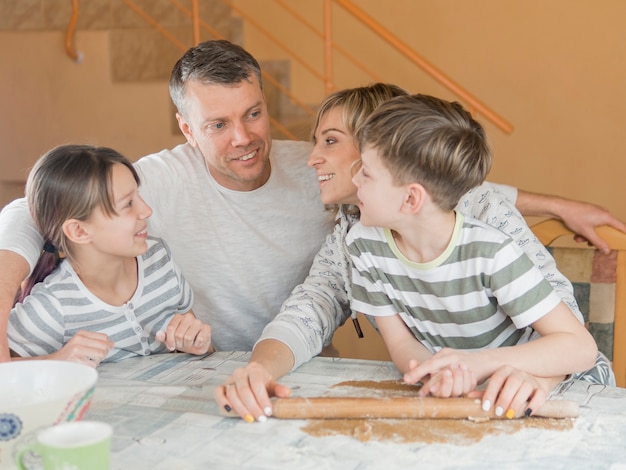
xmin=487 ymin=182 xmax=518 ymax=204
xmin=0 ymin=198 xmax=43 ymax=275
xmin=257 ymin=215 xmax=353 ymax=370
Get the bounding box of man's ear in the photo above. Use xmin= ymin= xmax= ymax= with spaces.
xmin=176 ymin=112 xmax=197 ymax=147
xmin=62 ymin=219 xmax=91 ymax=245
xmin=402 ymin=183 xmax=426 ymax=214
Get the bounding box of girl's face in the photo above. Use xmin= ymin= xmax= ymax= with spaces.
xmin=82 ymin=163 xmax=153 ymax=259
xmin=308 ymin=106 xmax=360 ymax=206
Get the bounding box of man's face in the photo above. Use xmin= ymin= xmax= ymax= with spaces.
xmin=176 ymin=75 xmax=272 ymax=191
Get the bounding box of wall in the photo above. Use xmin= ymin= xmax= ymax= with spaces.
xmin=234 ymin=0 xmax=626 ymax=221
xmin=0 ymin=30 xmax=185 ymax=205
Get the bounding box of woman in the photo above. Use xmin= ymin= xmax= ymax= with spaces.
xmin=215 ymin=84 xmax=618 ymax=423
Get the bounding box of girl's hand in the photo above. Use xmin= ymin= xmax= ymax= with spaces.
xmin=214 ymin=362 xmax=292 ymax=423
xmin=157 ymin=311 xmax=213 ymax=355
xmin=467 ymin=365 xmax=553 ymax=418
xmin=50 ymin=330 xmax=113 ymax=368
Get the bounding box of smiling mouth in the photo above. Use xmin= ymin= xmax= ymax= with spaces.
xmin=318 ymin=174 xmax=334 ymax=182
xmin=235 ymin=150 xmax=257 ymax=162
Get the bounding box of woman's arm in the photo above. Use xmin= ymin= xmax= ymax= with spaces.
xmin=214 ymin=214 xmax=355 ymax=422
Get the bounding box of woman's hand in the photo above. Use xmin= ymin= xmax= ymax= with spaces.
xmin=49 ymin=330 xmax=113 ymax=368
xmin=214 ymin=361 xmax=292 ymax=423
xmin=156 ymin=311 xmax=213 ymax=355
xmin=467 ymin=365 xmax=560 ymax=418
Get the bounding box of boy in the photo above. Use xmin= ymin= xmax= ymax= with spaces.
xmin=346 ymin=94 xmax=607 ymax=418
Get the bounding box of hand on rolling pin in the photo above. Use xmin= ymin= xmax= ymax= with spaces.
xmin=466 ymin=365 xmax=559 ymax=418
xmin=214 ymin=362 xmax=292 ymax=423
xmin=404 ymin=348 xmax=484 ymax=397
xmin=156 ymin=311 xmax=214 ymax=355
xmin=405 ymin=360 xmax=477 ymax=399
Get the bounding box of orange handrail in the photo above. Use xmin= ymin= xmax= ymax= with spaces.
xmin=191 ymin=0 xmax=200 ymax=46
xmin=323 ymin=0 xmax=333 ymax=95
xmin=273 ymin=0 xmax=382 ymax=84
xmin=223 ymin=1 xmax=324 ymax=84
xmin=121 ymin=0 xmax=188 ymax=51
xmin=334 ymin=0 xmax=513 ymax=134
xmin=64 ymin=0 xmax=81 ymax=62
xmin=90 ymin=0 xmax=514 ymax=138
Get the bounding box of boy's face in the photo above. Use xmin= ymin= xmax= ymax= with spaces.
xmin=352 ymin=145 xmax=406 ymax=227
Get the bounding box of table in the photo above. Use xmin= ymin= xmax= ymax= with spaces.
xmin=87 ymin=351 xmax=626 ymax=469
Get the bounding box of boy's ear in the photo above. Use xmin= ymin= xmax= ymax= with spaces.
xmin=402 ymin=183 xmax=426 ymax=214
xmin=176 ymin=113 xmax=197 ymax=147
xmin=62 ymin=219 xmax=91 ymax=245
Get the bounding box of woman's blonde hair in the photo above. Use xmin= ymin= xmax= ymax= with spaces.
xmin=311 ymin=83 xmax=408 ymax=218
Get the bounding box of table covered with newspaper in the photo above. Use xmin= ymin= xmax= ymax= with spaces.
xmin=87 ymin=351 xmax=626 ymax=469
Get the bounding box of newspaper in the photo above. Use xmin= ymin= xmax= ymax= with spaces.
xmin=86 ymin=352 xmax=626 ymax=469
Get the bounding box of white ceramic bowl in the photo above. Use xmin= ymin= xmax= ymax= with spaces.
xmin=0 ymin=360 xmax=98 ymax=468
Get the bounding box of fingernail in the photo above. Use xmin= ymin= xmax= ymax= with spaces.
xmin=264 ymin=406 xmax=273 ymax=416
xmin=482 ymin=399 xmax=491 ymax=412
xmin=224 ymin=405 xmax=232 ymax=413
xmin=495 ymin=406 xmax=504 ymax=417
xmin=505 ymin=408 xmax=516 ymax=419
xmin=243 ymin=414 xmax=255 ymax=423
xmin=524 ymin=408 xmax=533 ymax=417
xmin=257 ymin=415 xmax=267 ymax=423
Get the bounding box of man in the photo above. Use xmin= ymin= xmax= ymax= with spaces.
xmin=1 ymin=40 xmax=624 ymax=362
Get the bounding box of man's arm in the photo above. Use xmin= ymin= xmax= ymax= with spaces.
xmin=0 ymin=250 xmax=30 ymax=361
xmin=0 ymin=198 xmax=44 ymax=362
xmin=516 ymin=189 xmax=626 ymax=254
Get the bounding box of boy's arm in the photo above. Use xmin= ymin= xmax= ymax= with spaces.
xmin=375 ymin=314 xmax=432 ymax=374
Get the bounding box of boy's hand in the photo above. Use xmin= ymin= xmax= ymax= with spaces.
xmin=156 ymin=312 xmax=213 ymax=355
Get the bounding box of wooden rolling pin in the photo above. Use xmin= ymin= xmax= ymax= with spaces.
xmin=222 ymin=396 xmax=579 ymax=420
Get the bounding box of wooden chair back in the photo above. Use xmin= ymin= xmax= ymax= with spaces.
xmin=531 ymin=219 xmax=626 ymax=387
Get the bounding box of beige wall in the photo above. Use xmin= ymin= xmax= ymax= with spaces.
xmin=0 ymin=30 xmax=184 ymax=206
xmin=235 ymin=0 xmax=626 ymax=221
xmin=1 ymin=0 xmax=625 ymax=221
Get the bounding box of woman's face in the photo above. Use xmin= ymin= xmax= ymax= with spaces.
xmin=308 ymin=106 xmax=360 ymax=206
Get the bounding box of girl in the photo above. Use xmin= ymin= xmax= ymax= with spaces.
xmin=216 ymin=84 xmax=614 ymax=422
xmin=8 ymin=145 xmax=212 ymax=367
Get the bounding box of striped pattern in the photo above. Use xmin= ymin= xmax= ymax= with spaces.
xmin=8 ymin=237 xmax=193 ymax=362
xmin=347 ymin=214 xmax=562 ymax=353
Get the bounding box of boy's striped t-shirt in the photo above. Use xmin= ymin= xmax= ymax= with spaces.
xmin=346 ymin=213 xmax=562 ymax=353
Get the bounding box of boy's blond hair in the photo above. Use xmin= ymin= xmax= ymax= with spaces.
xmin=358 ymin=94 xmax=492 ymax=211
